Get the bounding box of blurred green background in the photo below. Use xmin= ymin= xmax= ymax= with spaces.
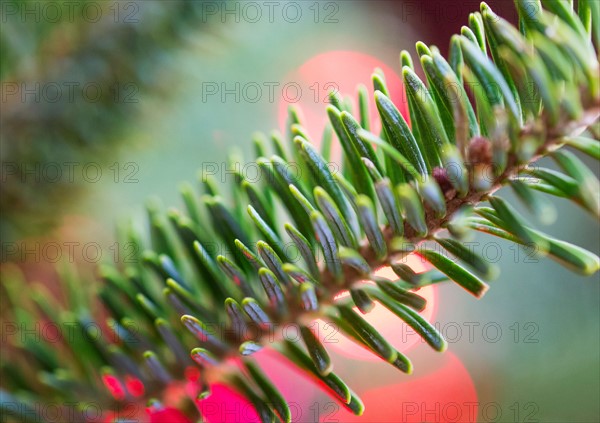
xmin=1 ymin=1 xmax=598 ymax=421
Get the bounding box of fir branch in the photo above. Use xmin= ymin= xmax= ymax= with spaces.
xmin=2 ymin=1 xmax=600 ymax=422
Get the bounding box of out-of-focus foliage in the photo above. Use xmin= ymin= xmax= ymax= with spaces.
xmin=0 ymin=0 xmax=223 ymax=242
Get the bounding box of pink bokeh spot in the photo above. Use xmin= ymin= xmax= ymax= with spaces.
xmin=197 ymin=383 xmax=261 ymax=423
xmin=125 ymin=376 xmax=145 ymax=398
xmin=101 ymin=374 xmax=126 ymax=401
xmin=319 ymin=255 xmax=438 ymax=360
xmin=326 ymin=351 xmax=479 ymax=423
xmin=147 ymin=408 xmax=192 ymax=423
xmin=277 ymin=50 xmax=409 ymax=153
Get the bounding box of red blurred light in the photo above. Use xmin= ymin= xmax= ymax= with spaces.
xmin=185 ymin=365 xmax=201 ymax=382
xmin=321 ymin=256 xmax=438 ymax=360
xmin=326 ymin=351 xmax=478 ymax=422
xmin=147 ymin=407 xmax=192 ymax=423
xmin=125 ymin=376 xmax=145 ymax=397
xmin=277 ymin=50 xmax=408 ymax=151
xmin=197 ymin=383 xmax=261 ymax=423
xmin=101 ymin=373 xmax=126 ymax=401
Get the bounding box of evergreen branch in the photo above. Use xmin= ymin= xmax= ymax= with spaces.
xmin=2 ymin=1 xmax=599 ymax=422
